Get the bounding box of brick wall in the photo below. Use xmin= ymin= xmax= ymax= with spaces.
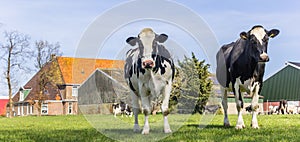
xmin=48 ymin=102 xmax=63 ymax=115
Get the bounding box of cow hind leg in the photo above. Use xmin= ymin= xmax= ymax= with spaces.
xmin=161 ymin=83 xmax=172 ymax=133
xmin=221 ymin=88 xmax=230 ymax=127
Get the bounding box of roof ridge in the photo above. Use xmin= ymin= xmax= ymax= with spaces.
xmin=286 ymin=61 xmax=300 ymax=70
xmin=57 ymin=56 xmax=124 ymax=62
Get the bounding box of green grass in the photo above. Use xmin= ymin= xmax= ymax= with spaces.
xmin=0 ymin=114 xmax=300 ymax=142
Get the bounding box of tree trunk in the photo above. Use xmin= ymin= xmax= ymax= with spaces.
xmin=7 ymin=49 xmax=13 ymax=118
xmin=37 ymin=91 xmax=43 ymax=116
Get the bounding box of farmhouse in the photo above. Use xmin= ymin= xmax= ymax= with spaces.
xmin=261 ymin=61 xmax=300 ymax=113
xmin=9 ymin=56 xmax=124 ymax=116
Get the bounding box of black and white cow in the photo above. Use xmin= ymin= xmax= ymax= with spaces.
xmin=112 ymin=101 xmax=133 ymax=117
xmin=277 ymin=99 xmax=288 ymax=114
xmin=124 ymin=28 xmax=175 ymax=134
xmin=216 ymin=25 xmax=279 ymax=129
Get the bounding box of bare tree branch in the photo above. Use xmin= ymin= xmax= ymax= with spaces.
xmin=1 ymin=30 xmax=32 ymax=118
xmin=34 ymin=40 xmax=62 ymax=70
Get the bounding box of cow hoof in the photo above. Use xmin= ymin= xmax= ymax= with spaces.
xmin=142 ymin=129 xmax=150 ymax=135
xmin=235 ymin=124 xmax=245 ymax=130
xmin=142 ymin=125 xmax=150 ymax=135
xmin=164 ymin=129 xmax=172 ymax=134
xmin=252 ymin=125 xmax=259 ymax=129
xmin=251 ymin=122 xmax=259 ymax=129
xmin=133 ymin=124 xmax=140 ymax=133
xmin=224 ymin=123 xmax=231 ymax=127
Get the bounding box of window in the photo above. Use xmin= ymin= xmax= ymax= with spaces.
xmin=21 ymin=105 xmax=24 ymax=116
xmin=26 ymin=104 xmax=29 ymax=115
xmin=30 ymin=104 xmax=33 ymax=115
xmin=17 ymin=104 xmax=20 ymax=116
xmin=68 ymin=102 xmax=72 ymax=114
xmin=19 ymin=91 xmax=24 ymax=101
xmin=72 ymin=86 xmax=78 ymax=97
xmin=41 ymin=103 xmax=48 ymax=115
xmin=44 ymin=89 xmax=49 ymax=95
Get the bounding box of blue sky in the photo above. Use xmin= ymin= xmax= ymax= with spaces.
xmin=1 ymin=0 xmax=300 ymax=95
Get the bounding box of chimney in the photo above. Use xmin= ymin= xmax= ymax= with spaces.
xmin=51 ymin=54 xmax=57 ymax=61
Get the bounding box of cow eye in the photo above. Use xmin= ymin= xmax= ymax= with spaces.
xmin=262 ymin=36 xmax=269 ymax=42
xmin=251 ymin=39 xmax=257 ymax=44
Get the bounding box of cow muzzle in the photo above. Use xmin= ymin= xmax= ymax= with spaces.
xmin=259 ymin=52 xmax=269 ymax=62
xmin=142 ymin=60 xmax=154 ymax=69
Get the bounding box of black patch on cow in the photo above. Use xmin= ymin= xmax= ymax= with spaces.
xmin=227 ymin=37 xmax=261 ymax=85
xmin=124 ymin=50 xmax=133 ymax=79
xmin=128 ymin=78 xmax=136 ymax=91
xmin=253 ymin=63 xmax=265 ymax=94
xmin=137 ymin=58 xmax=145 ymax=76
xmin=152 ymin=42 xmax=175 ymax=80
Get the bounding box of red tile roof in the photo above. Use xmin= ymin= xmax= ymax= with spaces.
xmin=56 ymin=57 xmax=124 ymax=84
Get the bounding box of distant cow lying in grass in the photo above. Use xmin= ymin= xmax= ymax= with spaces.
xmin=112 ymin=101 xmax=133 ymax=117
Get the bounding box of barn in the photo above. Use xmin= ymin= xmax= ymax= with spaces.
xmin=0 ymin=96 xmax=9 ymax=116
xmin=261 ymin=62 xmax=300 ymax=113
xmin=78 ymin=69 xmax=130 ymax=114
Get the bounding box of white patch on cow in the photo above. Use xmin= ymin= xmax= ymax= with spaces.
xmin=260 ymin=52 xmax=268 ymax=61
xmin=250 ymin=27 xmax=266 ymax=45
xmin=139 ymin=28 xmax=155 ymax=62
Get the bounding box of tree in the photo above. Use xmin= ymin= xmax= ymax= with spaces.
xmin=31 ymin=40 xmax=63 ymax=116
xmin=33 ymin=60 xmax=63 ymax=116
xmin=171 ymin=52 xmax=213 ymax=114
xmin=1 ymin=31 xmax=31 ymax=118
xmin=34 ymin=40 xmax=62 ymax=70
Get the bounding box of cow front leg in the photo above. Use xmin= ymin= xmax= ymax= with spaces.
xmin=161 ymin=82 xmax=172 ymax=133
xmin=131 ymin=94 xmax=140 ymax=133
xmin=141 ymin=96 xmax=151 ymax=135
xmin=234 ymin=79 xmax=245 ymax=129
xmin=221 ymin=88 xmax=230 ymax=127
xmin=251 ymin=82 xmax=260 ymax=129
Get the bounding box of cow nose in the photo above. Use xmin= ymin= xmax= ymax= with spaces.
xmin=142 ymin=60 xmax=154 ymax=69
xmin=260 ymin=53 xmax=269 ymax=62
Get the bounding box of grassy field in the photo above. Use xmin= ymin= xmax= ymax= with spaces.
xmin=0 ymin=114 xmax=300 ymax=142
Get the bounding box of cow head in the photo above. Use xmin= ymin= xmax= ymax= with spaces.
xmin=126 ymin=28 xmax=168 ymax=69
xmin=240 ymin=25 xmax=279 ymax=62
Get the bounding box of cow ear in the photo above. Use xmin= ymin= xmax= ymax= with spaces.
xmin=126 ymin=37 xmax=138 ymax=46
xmin=157 ymin=34 xmax=168 ymax=43
xmin=268 ymin=29 xmax=280 ymax=38
xmin=240 ymin=32 xmax=248 ymax=40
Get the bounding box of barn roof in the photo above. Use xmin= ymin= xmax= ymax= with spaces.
xmin=286 ymin=61 xmax=300 ymax=70
xmin=261 ymin=61 xmax=300 ymax=102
